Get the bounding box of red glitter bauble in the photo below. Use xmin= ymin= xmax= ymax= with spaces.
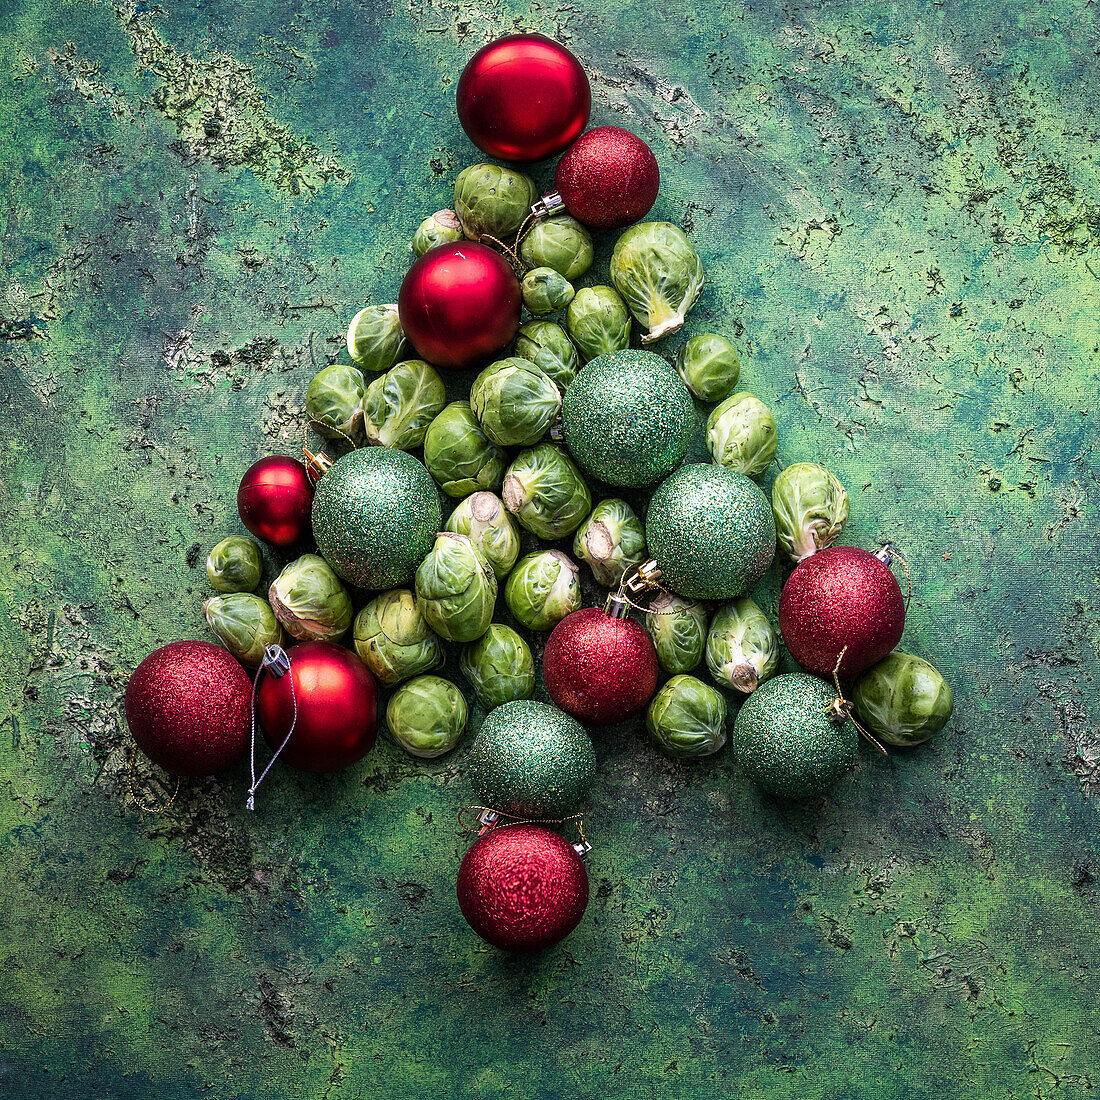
xmin=237 ymin=455 xmax=314 ymax=548
xmin=554 ymin=126 xmax=660 ymax=229
xmin=457 ymin=825 xmax=589 ymax=952
xmin=779 ymin=546 xmax=906 ymax=679
xmin=543 ymin=607 xmax=659 ymax=725
xmin=398 ymin=243 xmax=522 ymax=371
xmin=255 ymin=641 xmax=377 ymax=772
xmin=125 ymin=641 xmax=252 ymax=776
xmin=456 ymin=34 xmax=590 ymax=162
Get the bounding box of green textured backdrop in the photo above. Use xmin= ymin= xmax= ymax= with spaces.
xmin=2 ymin=1 xmax=1098 ymax=1097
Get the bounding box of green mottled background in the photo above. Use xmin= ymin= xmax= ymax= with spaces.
xmin=2 ymin=1 xmax=1098 ymax=1096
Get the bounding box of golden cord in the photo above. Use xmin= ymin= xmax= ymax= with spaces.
xmin=828 ymin=647 xmax=888 ymax=757
xmin=126 ymin=746 xmax=180 ymax=814
xmin=458 ymin=805 xmax=587 ymax=848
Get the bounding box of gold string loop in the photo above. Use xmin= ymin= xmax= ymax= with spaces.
xmin=827 ymin=647 xmax=888 ymax=757
xmin=126 ymin=746 xmax=181 ymax=814
xmin=458 ymin=805 xmax=588 ymax=850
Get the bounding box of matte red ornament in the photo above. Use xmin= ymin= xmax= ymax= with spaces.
xmin=779 ymin=546 xmax=906 ymax=679
xmin=554 ymin=126 xmax=660 ymax=229
xmin=457 ymin=825 xmax=589 ymax=952
xmin=255 ymin=641 xmax=377 ymax=772
xmin=125 ymin=640 xmax=252 ymax=776
xmin=237 ymin=455 xmax=314 ymax=548
xmin=543 ymin=607 xmax=659 ymax=725
xmin=398 ymin=243 xmax=522 ymax=371
xmin=456 ymin=34 xmax=590 ymax=162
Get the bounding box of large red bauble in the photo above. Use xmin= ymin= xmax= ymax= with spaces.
xmin=554 ymin=126 xmax=660 ymax=229
xmin=779 ymin=546 xmax=906 ymax=679
xmin=255 ymin=641 xmax=377 ymax=772
xmin=237 ymin=455 xmax=314 ymax=547
xmin=456 ymin=34 xmax=590 ymax=162
xmin=457 ymin=825 xmax=589 ymax=952
xmin=543 ymin=607 xmax=659 ymax=725
xmin=397 ymin=243 xmax=522 ymax=371
xmin=125 ymin=640 xmax=251 ymax=776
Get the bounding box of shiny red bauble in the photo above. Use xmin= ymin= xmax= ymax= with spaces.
xmin=255 ymin=641 xmax=377 ymax=772
xmin=554 ymin=126 xmax=660 ymax=229
xmin=398 ymin=243 xmax=522 ymax=371
xmin=457 ymin=825 xmax=589 ymax=952
xmin=543 ymin=607 xmax=659 ymax=725
xmin=779 ymin=546 xmax=906 ymax=679
xmin=237 ymin=455 xmax=314 ymax=547
xmin=125 ymin=640 xmax=252 ymax=776
xmin=456 ymin=34 xmax=590 ymax=162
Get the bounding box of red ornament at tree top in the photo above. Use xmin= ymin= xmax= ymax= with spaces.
xmin=457 ymin=824 xmax=589 ymax=952
xmin=237 ymin=455 xmax=314 ymax=548
xmin=456 ymin=34 xmax=590 ymax=162
xmin=398 ymin=242 xmax=522 ymax=371
xmin=779 ymin=545 xmax=906 ymax=679
xmin=553 ymin=126 xmax=660 ymax=229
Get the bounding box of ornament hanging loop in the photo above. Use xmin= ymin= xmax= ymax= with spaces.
xmin=607 ymin=559 xmax=683 ymax=617
xmin=126 ymin=746 xmax=181 ymax=814
xmin=302 ymin=446 xmax=334 ymax=482
xmin=875 ymin=543 xmax=912 ymax=612
xmin=827 ymin=646 xmax=888 ymax=757
xmin=246 ymin=643 xmax=298 ymax=810
xmin=458 ymin=805 xmax=589 ymax=857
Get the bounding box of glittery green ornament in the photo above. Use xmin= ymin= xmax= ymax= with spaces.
xmin=312 ymin=447 xmax=441 ymax=590
xmin=646 ymin=463 xmax=775 ymax=600
xmin=466 ymin=700 xmax=595 ymax=819
xmin=561 ymin=349 xmax=695 ymax=488
xmin=732 ymin=673 xmax=858 ymax=799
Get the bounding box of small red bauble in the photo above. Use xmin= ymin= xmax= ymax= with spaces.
xmin=456 ymin=34 xmax=590 ymax=162
xmin=543 ymin=607 xmax=659 ymax=725
xmin=237 ymin=455 xmax=314 ymax=548
xmin=779 ymin=546 xmax=906 ymax=679
xmin=125 ymin=640 xmax=252 ymax=776
xmin=457 ymin=825 xmax=589 ymax=952
xmin=398 ymin=243 xmax=522 ymax=371
xmin=554 ymin=126 xmax=660 ymax=229
xmin=255 ymin=641 xmax=377 ymax=772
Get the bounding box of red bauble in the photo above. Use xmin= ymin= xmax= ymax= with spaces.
xmin=255 ymin=641 xmax=377 ymax=772
xmin=125 ymin=641 xmax=251 ymax=776
xmin=457 ymin=825 xmax=589 ymax=952
xmin=554 ymin=126 xmax=660 ymax=229
xmin=398 ymin=243 xmax=522 ymax=371
xmin=237 ymin=456 xmax=314 ymax=548
xmin=456 ymin=34 xmax=590 ymax=162
xmin=779 ymin=546 xmax=906 ymax=679
xmin=543 ymin=607 xmax=659 ymax=725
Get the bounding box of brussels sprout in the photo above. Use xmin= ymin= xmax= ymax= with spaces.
xmin=502 ymin=444 xmax=592 ymax=540
xmin=566 ymin=285 xmax=631 ymax=362
xmin=705 ymin=598 xmax=779 ymax=693
xmin=519 ymin=215 xmax=594 ymax=280
xmin=572 ymin=499 xmax=646 ymax=587
xmin=675 ymin=333 xmax=741 ymax=402
xmin=362 ymin=359 xmax=446 ymax=450
xmin=645 ymin=592 xmax=708 ymax=675
xmin=414 ymin=532 xmax=497 ymax=643
xmin=305 ymin=362 xmax=366 ymax=443
xmin=385 ymin=674 xmax=468 ymax=758
xmin=852 ymin=651 xmax=953 ymax=747
xmin=203 ymin=593 xmax=284 ymax=668
xmin=609 ymin=222 xmax=705 ymax=343
xmin=522 ymin=267 xmax=575 ymax=316
xmin=445 ymin=491 xmax=520 ymax=579
xmin=646 ymin=675 xmax=728 ymax=759
xmin=514 ymin=320 xmax=581 ymax=392
xmin=470 ymin=357 xmax=561 ymax=447
xmin=423 ymin=401 xmax=507 ymax=498
xmin=347 ymin=304 xmax=407 ymax=373
xmin=504 ymin=550 xmax=582 ymax=631
xmin=352 ymin=589 xmax=445 ymax=685
xmin=705 ymin=392 xmax=778 ymax=480
xmin=459 ymin=624 xmax=536 ymax=710
xmin=771 ymin=462 xmax=850 ymax=563
xmin=206 ymin=535 xmax=263 ymax=593
xmin=268 ymin=553 xmax=353 ymax=642
xmin=454 ymin=163 xmax=539 ymax=242
xmin=412 ymin=209 xmax=463 ymax=257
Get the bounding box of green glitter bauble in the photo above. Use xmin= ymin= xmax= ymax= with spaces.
xmin=732 ymin=673 xmax=858 ymax=799
xmin=466 ymin=700 xmax=596 ymax=819
xmin=646 ymin=463 xmax=775 ymax=600
xmin=312 ymin=448 xmax=441 ymax=590
xmin=561 ymin=349 xmax=696 ymax=487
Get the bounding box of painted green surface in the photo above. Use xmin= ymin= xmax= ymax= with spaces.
xmin=1 ymin=1 xmax=1098 ymax=1096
